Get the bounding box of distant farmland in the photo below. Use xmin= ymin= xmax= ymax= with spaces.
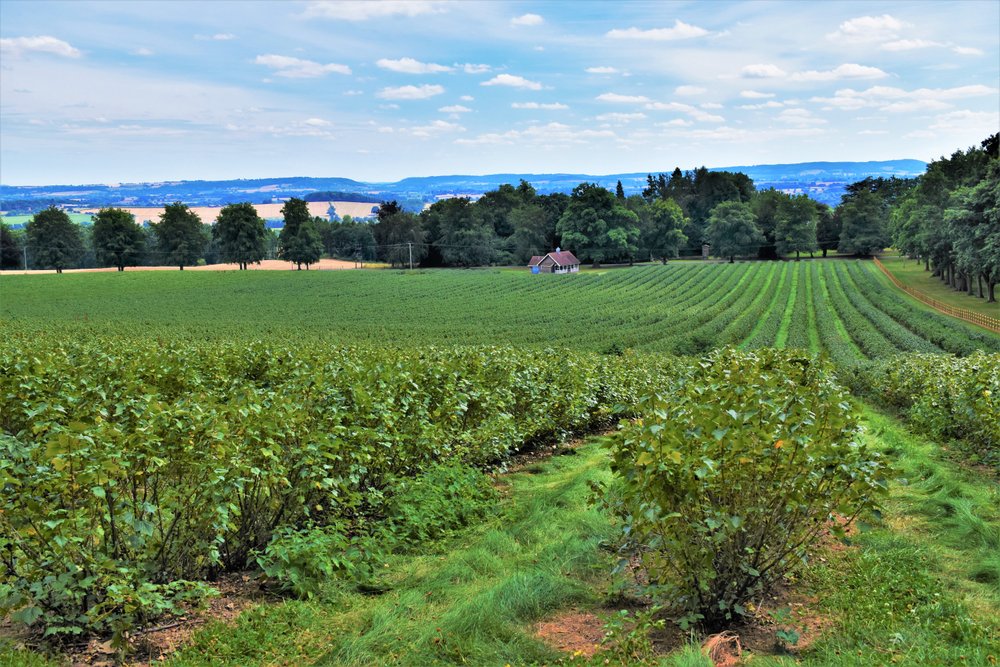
xmin=79 ymin=200 xmax=380 ymax=224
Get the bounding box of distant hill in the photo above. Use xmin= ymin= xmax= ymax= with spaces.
xmin=0 ymin=160 xmax=928 ymax=214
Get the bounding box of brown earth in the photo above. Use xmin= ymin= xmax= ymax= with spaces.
xmin=0 ymin=258 xmax=373 ymax=275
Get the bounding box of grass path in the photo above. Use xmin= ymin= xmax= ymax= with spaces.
xmin=878 ymin=254 xmax=999 ymax=319
xmin=5 ymin=409 xmax=997 ymax=666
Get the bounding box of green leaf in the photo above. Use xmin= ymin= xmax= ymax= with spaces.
xmin=91 ymin=486 xmax=106 ymax=500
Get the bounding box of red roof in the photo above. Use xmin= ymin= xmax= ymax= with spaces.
xmin=527 ymin=251 xmax=580 ymax=267
xmin=548 ymin=250 xmax=580 ymax=266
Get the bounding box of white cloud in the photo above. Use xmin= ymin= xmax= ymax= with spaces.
xmin=377 ymin=57 xmax=452 ymax=74
xmin=741 ymin=63 xmax=787 ymax=78
xmin=953 ymin=46 xmax=984 ymax=56
xmin=790 ymin=63 xmax=887 ymax=82
xmin=644 ymin=100 xmax=724 ymax=122
xmin=927 ymin=109 xmax=999 ymax=130
xmin=377 ymin=84 xmax=445 ymax=100
xmin=132 ymin=47 xmax=153 ymax=57
xmin=344 ymin=90 xmax=364 ymax=96
xmin=740 ymin=90 xmax=775 ymax=99
xmin=411 ymin=119 xmax=464 ymax=137
xmin=511 ymin=13 xmax=544 ymax=26
xmin=254 ymin=54 xmax=351 ymax=78
xmin=597 ymin=92 xmax=650 ymax=103
xmin=304 ymin=1 xmax=445 ymax=20
xmin=828 ymin=15 xmax=906 ymax=43
xmin=777 ymin=108 xmax=825 ymax=126
xmin=303 ymin=117 xmax=332 ymax=127
xmin=460 ymin=95 xmax=474 ymax=101
xmin=607 ymin=20 xmax=709 ymax=41
xmin=858 ymin=129 xmax=889 ymax=135
xmin=511 ymin=102 xmax=569 ymax=110
xmin=460 ymin=63 xmax=492 ymax=74
xmin=586 ymin=66 xmax=618 ymax=74
xmin=812 ymin=84 xmax=997 ymax=112
xmin=455 ymin=122 xmax=617 ymax=146
xmin=0 ymin=35 xmax=81 ymax=58
xmin=882 ymin=39 xmax=943 ymax=51
xmin=658 ymin=119 xmax=693 ymax=127
xmin=596 ymin=112 xmax=646 ymax=122
xmin=481 ymin=74 xmax=542 ymax=90
xmin=738 ymin=101 xmax=784 ymax=110
xmin=212 ymin=33 xmax=236 ymax=41
xmin=700 ymin=102 xmax=723 ymax=109
xmin=439 ymin=104 xmax=472 ymax=113
xmin=675 ymin=85 xmax=707 ymax=96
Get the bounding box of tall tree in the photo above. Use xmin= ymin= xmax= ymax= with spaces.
xmin=279 ymin=198 xmax=324 ymax=269
xmin=706 ymin=201 xmax=763 ymax=263
xmin=615 ymin=180 xmax=626 ymax=199
xmin=642 ymin=198 xmax=688 ymax=263
xmin=373 ymin=211 xmax=426 ymax=268
xmin=0 ymin=220 xmax=24 ymax=269
xmin=944 ymin=159 xmax=1000 ymax=301
xmin=154 ymin=203 xmax=205 ymax=270
xmin=836 ymin=189 xmax=890 ymax=256
xmin=92 ymin=207 xmax=145 ymax=271
xmin=214 ymin=202 xmax=267 ymax=270
xmin=815 ymin=203 xmax=839 ymax=258
xmin=556 ymin=183 xmax=639 ymax=266
xmin=426 ymin=197 xmax=497 ymax=267
xmin=25 ymin=207 xmax=83 ymax=273
xmin=774 ymin=195 xmax=818 ymax=259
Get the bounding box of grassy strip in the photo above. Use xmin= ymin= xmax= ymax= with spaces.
xmin=164 ymin=441 xmax=621 ymax=666
xmin=754 ymin=405 xmax=1000 ymax=666
xmin=773 ymin=263 xmax=800 ymax=348
xmin=879 ymin=255 xmax=1000 ymax=319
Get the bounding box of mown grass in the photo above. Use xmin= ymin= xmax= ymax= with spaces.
xmin=4 ymin=408 xmax=998 ymax=666
xmin=878 ymin=254 xmax=1000 ymax=319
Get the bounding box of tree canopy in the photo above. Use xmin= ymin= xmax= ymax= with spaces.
xmin=214 ymin=202 xmax=268 ymax=270
xmin=279 ymin=198 xmax=324 ymax=270
xmin=706 ymin=201 xmax=763 ymax=263
xmin=92 ymin=207 xmax=145 ymax=271
xmin=26 ymin=207 xmax=84 ymax=273
xmin=154 ymin=203 xmax=205 ymax=270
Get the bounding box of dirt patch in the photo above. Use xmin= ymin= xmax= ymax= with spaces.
xmin=5 ymin=573 xmax=262 ymax=666
xmin=535 ymin=610 xmax=606 ymax=658
xmin=1 ymin=258 xmax=370 ymax=275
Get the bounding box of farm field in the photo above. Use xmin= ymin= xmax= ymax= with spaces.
xmin=77 ymin=201 xmax=379 ymax=225
xmin=0 ymin=258 xmax=370 ymax=275
xmin=2 ymin=260 xmax=998 ymax=666
xmin=3 ymin=259 xmax=998 ymax=359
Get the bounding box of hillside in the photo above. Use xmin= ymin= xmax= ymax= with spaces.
xmin=0 ymin=159 xmax=927 ymax=214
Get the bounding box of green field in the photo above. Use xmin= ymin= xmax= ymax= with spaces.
xmin=3 ymin=259 xmax=997 ymax=358
xmin=0 ymin=213 xmax=93 ymax=227
xmin=2 ymin=260 xmax=998 ymax=666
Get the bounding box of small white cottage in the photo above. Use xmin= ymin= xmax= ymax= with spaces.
xmin=528 ymin=249 xmax=581 ymax=273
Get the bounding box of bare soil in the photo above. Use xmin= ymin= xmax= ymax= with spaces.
xmin=1 ymin=258 xmax=368 ymax=275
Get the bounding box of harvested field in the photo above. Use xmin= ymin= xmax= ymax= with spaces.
xmin=0 ymin=258 xmax=365 ymax=275
xmin=80 ymin=200 xmax=379 ymax=224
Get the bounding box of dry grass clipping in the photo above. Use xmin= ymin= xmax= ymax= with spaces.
xmin=702 ymin=631 xmax=743 ymax=667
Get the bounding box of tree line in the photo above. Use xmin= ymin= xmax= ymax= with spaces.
xmin=3 ymin=136 xmax=996 ymax=283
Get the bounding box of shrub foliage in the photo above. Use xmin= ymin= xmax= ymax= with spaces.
xmin=606 ymin=348 xmax=888 ymax=629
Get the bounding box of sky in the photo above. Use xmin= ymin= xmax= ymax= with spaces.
xmin=1 ymin=0 xmax=997 ymax=185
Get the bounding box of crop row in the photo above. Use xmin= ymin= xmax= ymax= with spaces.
xmin=0 ymin=336 xmax=681 ymax=637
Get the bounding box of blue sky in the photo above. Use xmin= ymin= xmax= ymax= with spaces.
xmin=1 ymin=0 xmax=997 ymax=185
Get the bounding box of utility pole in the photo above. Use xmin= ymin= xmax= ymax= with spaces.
xmin=408 ymin=241 xmax=413 ymax=270
xmin=23 ymin=244 xmax=28 ymax=272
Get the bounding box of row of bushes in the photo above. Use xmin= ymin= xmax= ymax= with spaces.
xmin=0 ymin=335 xmax=681 ymax=640
xmin=852 ymin=352 xmax=999 ymax=465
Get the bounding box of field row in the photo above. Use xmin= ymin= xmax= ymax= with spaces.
xmin=2 ymin=260 xmax=997 ymax=362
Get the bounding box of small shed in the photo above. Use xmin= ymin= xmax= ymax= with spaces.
xmin=528 ymin=249 xmax=580 ymax=274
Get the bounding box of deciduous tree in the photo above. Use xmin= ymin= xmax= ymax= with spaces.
xmin=214 ymin=202 xmax=267 ymax=270
xmin=154 ymin=203 xmax=205 ymax=270
xmin=706 ymin=201 xmax=763 ymax=263
xmin=92 ymin=207 xmax=145 ymax=271
xmin=25 ymin=207 xmax=83 ymax=273
xmin=279 ymin=198 xmax=324 ymax=269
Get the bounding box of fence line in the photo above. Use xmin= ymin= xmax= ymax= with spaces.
xmin=872 ymin=257 xmax=1000 ymax=333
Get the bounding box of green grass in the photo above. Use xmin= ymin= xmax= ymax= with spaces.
xmin=879 ymin=254 xmax=1000 ymax=319
xmin=170 ymin=441 xmax=618 ymax=666
xmin=4 ymin=410 xmax=998 ymax=666
xmin=3 ymin=260 xmax=997 ymax=358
